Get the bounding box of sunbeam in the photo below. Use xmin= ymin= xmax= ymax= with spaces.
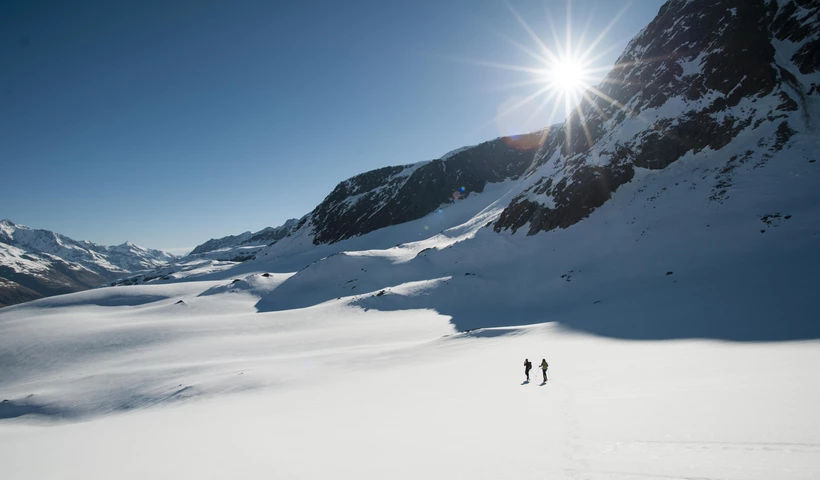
xmin=462 ymin=0 xmax=645 ymax=142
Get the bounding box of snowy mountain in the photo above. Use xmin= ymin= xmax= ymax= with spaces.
xmin=288 ymin=133 xmax=544 ymax=246
xmin=0 ymin=219 xmax=176 ymax=271
xmin=1 ymin=2 xmax=819 ymax=478
xmin=267 ymin=0 xmax=818 ymax=249
xmin=495 ymin=0 xmax=820 ymax=234
xmin=0 ymin=219 xmax=176 ymax=307
xmin=188 ymin=218 xmax=300 ymax=258
xmin=226 ymin=0 xmax=818 ymax=338
xmin=106 ymin=219 xmax=302 ymax=287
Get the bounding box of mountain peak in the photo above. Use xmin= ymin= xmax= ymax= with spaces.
xmin=0 ymin=221 xmax=179 ymax=306
xmin=0 ymin=219 xmax=25 ymax=229
xmin=0 ymin=219 xmax=21 ymax=238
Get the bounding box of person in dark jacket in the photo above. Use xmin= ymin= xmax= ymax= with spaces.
xmin=540 ymin=359 xmax=549 ymax=383
xmin=524 ymin=359 xmax=532 ymax=381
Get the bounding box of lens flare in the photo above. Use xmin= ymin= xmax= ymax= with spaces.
xmin=458 ymin=0 xmax=637 ymax=143
xmin=548 ymin=59 xmax=586 ymax=93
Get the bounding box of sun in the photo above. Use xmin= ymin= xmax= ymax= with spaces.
xmin=460 ymin=1 xmax=633 ymax=131
xmin=547 ymin=59 xmax=587 ymax=94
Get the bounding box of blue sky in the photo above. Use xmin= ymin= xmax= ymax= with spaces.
xmin=1 ymin=0 xmax=665 ymax=254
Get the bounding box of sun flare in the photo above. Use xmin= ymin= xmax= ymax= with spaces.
xmin=547 ymin=59 xmax=587 ymax=93
xmin=464 ymin=0 xmax=634 ymax=135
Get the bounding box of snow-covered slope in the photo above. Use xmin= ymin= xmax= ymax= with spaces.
xmin=110 ymin=256 xmax=245 ymax=286
xmin=1 ymin=217 xmax=819 ymax=479
xmin=0 ymin=219 xmax=176 ymax=306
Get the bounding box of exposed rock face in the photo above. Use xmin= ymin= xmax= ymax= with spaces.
xmin=772 ymin=0 xmax=820 ymax=75
xmin=0 ymin=277 xmax=43 ymax=308
xmin=304 ymin=132 xmax=544 ymax=245
xmin=495 ymin=0 xmax=819 ymax=235
xmin=496 ymin=162 xmax=637 ymax=234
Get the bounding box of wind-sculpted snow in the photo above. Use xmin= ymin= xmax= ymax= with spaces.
xmin=0 ymin=279 xmax=453 ymax=420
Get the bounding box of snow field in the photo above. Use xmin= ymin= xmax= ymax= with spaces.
xmin=1 ymin=314 xmax=818 ymax=480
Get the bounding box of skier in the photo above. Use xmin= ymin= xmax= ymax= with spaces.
xmin=540 ymin=359 xmax=549 ymax=383
xmin=524 ymin=358 xmax=532 ymax=381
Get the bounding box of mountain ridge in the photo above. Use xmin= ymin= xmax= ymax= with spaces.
xmin=188 ymin=218 xmax=300 ymax=257
xmin=494 ymin=0 xmax=819 ymax=234
xmin=252 ymin=0 xmax=818 ymax=249
xmin=0 ymin=219 xmax=177 ymax=307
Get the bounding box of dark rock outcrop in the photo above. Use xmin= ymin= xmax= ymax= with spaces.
xmin=306 ymin=132 xmax=545 ymax=245
xmin=0 ymin=278 xmax=43 ymax=308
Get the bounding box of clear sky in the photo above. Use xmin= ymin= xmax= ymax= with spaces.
xmin=1 ymin=0 xmax=665 ymax=254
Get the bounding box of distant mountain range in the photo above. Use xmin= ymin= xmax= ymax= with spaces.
xmin=0 ymin=219 xmax=176 ymax=307
xmin=189 ymin=219 xmax=300 ymax=258
xmin=109 ymin=218 xmax=302 ymax=286
xmin=0 ymin=218 xmax=307 ymax=304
